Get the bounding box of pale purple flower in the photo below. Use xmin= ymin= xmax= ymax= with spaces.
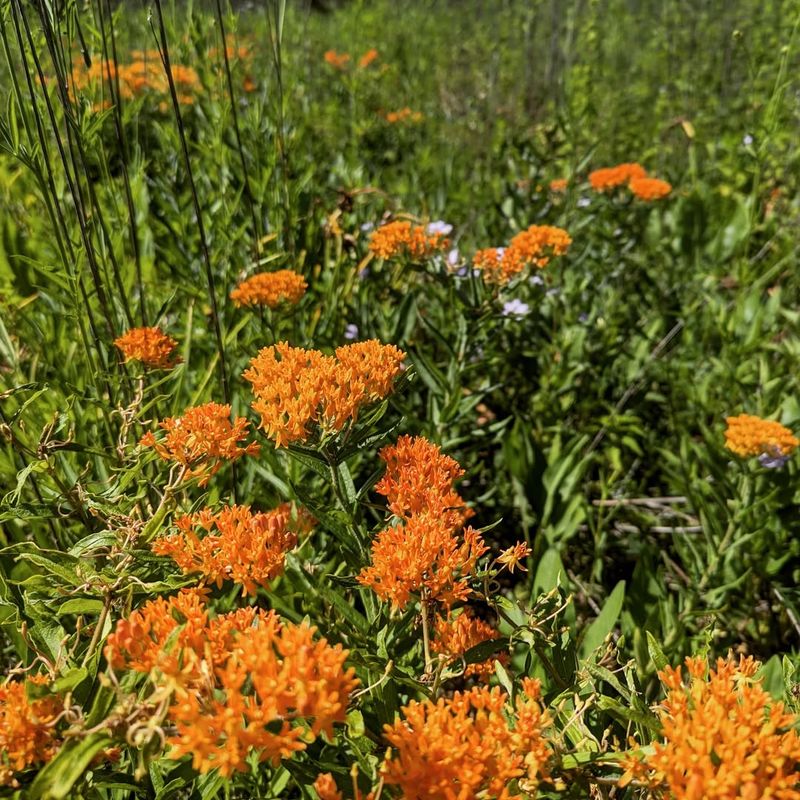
xmin=577 ymin=197 xmax=591 ymax=208
xmin=502 ymin=298 xmax=530 ymax=318
xmin=358 ymin=266 xmax=371 ymax=279
xmin=344 ymin=323 xmax=359 ymax=341
xmin=758 ymin=451 xmax=789 ymax=469
xmin=529 ymin=274 xmax=544 ymax=286
xmin=447 ymin=248 xmax=460 ymax=267
xmin=360 ymin=221 xmax=374 ymax=232
xmin=578 ymin=312 xmax=589 ymax=324
xmin=743 ymin=134 xmax=754 ymax=147
xmin=427 ymin=220 xmax=453 ymax=236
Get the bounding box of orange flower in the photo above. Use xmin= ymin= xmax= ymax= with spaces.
xmin=0 ymin=677 xmax=62 ymax=787
xmin=139 ymin=402 xmax=259 ymax=484
xmin=375 ymin=435 xmax=471 ymax=530
xmin=153 ymin=503 xmax=313 ymax=595
xmin=384 ymin=107 xmax=423 ymax=124
xmin=324 ymin=50 xmax=350 ymax=70
xmin=497 ymin=542 xmax=531 ymax=573
xmin=629 ymin=176 xmax=672 ymax=201
xmin=358 ymin=513 xmax=487 ymax=609
xmin=107 ymin=593 xmax=358 ymax=777
xmin=114 ymin=326 xmax=179 ymax=369
xmin=432 ymin=608 xmax=507 ymax=680
xmin=314 ymin=773 xmax=374 ymax=800
xmin=104 ymin=588 xmax=210 ymax=681
xmin=474 ymin=225 xmax=571 ymax=285
xmin=549 ymin=178 xmax=568 ymax=193
xmin=724 ymin=413 xmax=798 ymax=460
xmin=621 ymin=654 xmax=800 ymax=799
xmin=588 ymin=162 xmax=647 ymax=191
xmin=230 ymin=270 xmax=308 ymax=309
xmin=382 ymin=680 xmax=551 ymax=799
xmin=243 ymin=341 xmax=405 ymax=447
xmin=314 ymin=774 xmax=343 ymax=800
xmin=358 ymin=48 xmax=379 ymax=68
xmin=360 ymin=436 xmax=485 ymax=609
xmin=368 ymin=220 xmax=447 ymax=260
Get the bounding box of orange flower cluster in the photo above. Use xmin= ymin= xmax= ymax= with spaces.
xmin=358 ymin=436 xmax=488 ymax=609
xmin=384 ymin=107 xmax=424 ymax=123
xmin=0 ymin=677 xmax=62 ymax=787
xmin=140 ymin=402 xmax=259 ymax=484
xmin=382 ymin=680 xmax=552 ymax=799
xmin=588 ymin=162 xmax=647 ymax=191
xmin=244 ymin=341 xmax=406 ymax=447
xmin=324 ymin=48 xmax=380 ymax=70
xmin=589 ymin=163 xmax=672 ymax=201
xmin=324 ymin=50 xmax=351 ymax=69
xmin=474 ymin=224 xmax=572 ymax=284
xmin=314 ymin=773 xmax=374 ymax=800
xmin=114 ymin=326 xmax=180 ymax=369
xmin=629 ymin=176 xmax=672 ymax=201
xmin=359 ymin=48 xmax=379 ymax=68
xmin=72 ymin=58 xmax=199 ymax=105
xmin=368 ymin=220 xmax=447 ymax=260
xmin=230 ymin=270 xmax=308 ymax=309
xmin=153 ymin=503 xmax=313 ymax=595
xmin=105 ymin=590 xmax=358 ymax=777
xmin=621 ymin=655 xmax=800 ymax=799
xmin=375 ymin=435 xmax=472 ymax=530
xmin=549 ymin=178 xmax=568 ymax=193
xmin=725 ymin=413 xmax=798 ymax=459
xmin=432 ymin=608 xmax=507 ymax=680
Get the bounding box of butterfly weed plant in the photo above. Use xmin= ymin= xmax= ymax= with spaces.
xmin=0 ymin=0 xmax=800 ymax=798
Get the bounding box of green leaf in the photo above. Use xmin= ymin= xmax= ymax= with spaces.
xmin=27 ymin=733 xmax=111 ymax=799
xmin=579 ymin=580 xmax=625 ymax=660
xmin=533 ymin=548 xmax=566 ymax=595
xmin=646 ymin=631 xmax=669 ymax=672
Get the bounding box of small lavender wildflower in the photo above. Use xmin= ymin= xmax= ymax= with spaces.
xmin=743 ymin=134 xmax=754 ymax=147
xmin=360 ymin=221 xmax=375 ymax=232
xmin=758 ymin=451 xmax=789 ymax=469
xmin=447 ymin=248 xmax=460 ymax=267
xmin=344 ymin=323 xmax=359 ymax=341
xmin=529 ymin=274 xmax=544 ymax=286
xmin=502 ymin=298 xmax=530 ymax=318
xmin=358 ymin=266 xmax=371 ymax=279
xmin=578 ymin=312 xmax=589 ymax=324
xmin=427 ymin=220 xmax=453 ymax=236
xmin=577 ymin=197 xmax=591 ymax=208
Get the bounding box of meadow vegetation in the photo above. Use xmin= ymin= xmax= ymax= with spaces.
xmin=0 ymin=0 xmax=800 ymax=797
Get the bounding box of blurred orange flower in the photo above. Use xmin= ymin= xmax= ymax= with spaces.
xmin=474 ymin=225 xmax=571 ymax=284
xmin=724 ymin=413 xmax=798 ymax=460
xmin=382 ymin=680 xmax=551 ymax=798
xmin=114 ymin=326 xmax=180 ymax=369
xmin=324 ymin=50 xmax=350 ymax=69
xmin=369 ymin=220 xmax=446 ymax=260
xmin=629 ymin=176 xmax=672 ymax=201
xmin=230 ymin=269 xmax=307 ymax=309
xmin=588 ymin=162 xmax=647 ymax=191
xmin=139 ymin=402 xmax=259 ymax=484
xmin=0 ymin=677 xmax=62 ymax=787
xmin=549 ymin=178 xmax=568 ymax=193
xmin=358 ymin=48 xmax=379 ymax=68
